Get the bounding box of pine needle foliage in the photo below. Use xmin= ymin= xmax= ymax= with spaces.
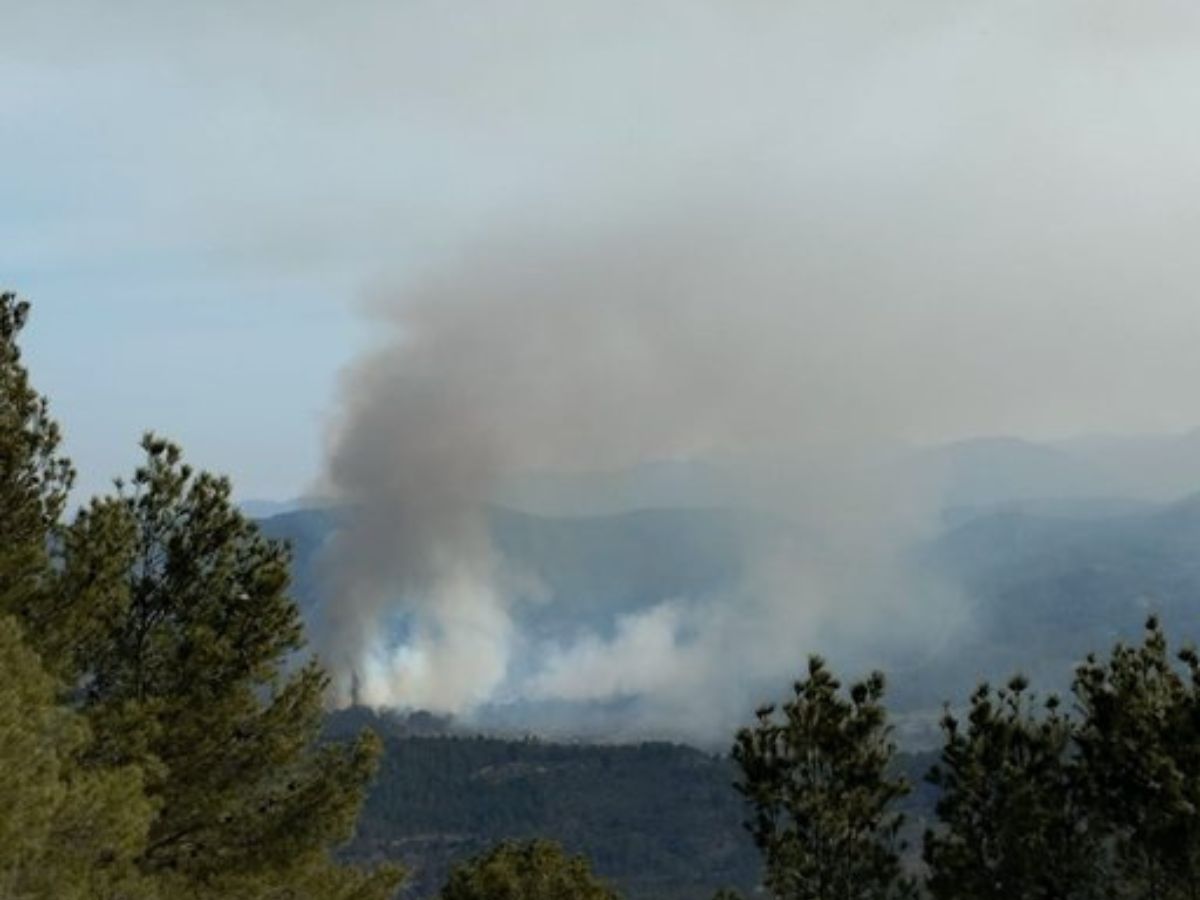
xmin=923 ymin=677 xmax=1099 ymax=900
xmin=731 ymin=656 xmax=916 ymax=900
xmin=0 ymin=293 xmax=401 ymax=900
xmin=439 ymin=839 xmax=620 ymax=900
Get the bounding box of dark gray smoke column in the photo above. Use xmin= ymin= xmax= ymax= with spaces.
xmin=316 ymin=211 xmax=969 ymax=717
xmin=318 ymin=220 xmax=779 ymax=710
xmin=318 ymin=180 xmax=1200 ymax=728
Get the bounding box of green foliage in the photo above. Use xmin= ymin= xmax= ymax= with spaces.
xmin=923 ymin=677 xmax=1098 ymax=900
xmin=0 ymin=293 xmax=73 ymax=635
xmin=0 ymin=295 xmax=399 ymax=900
xmin=731 ymin=657 xmax=915 ymax=900
xmin=0 ymin=294 xmax=154 ymax=900
xmin=340 ymin=717 xmax=759 ymax=900
xmin=926 ymin=619 xmax=1200 ymax=899
xmin=0 ymin=614 xmax=155 ymax=900
xmin=56 ymin=435 xmax=402 ymax=896
xmin=439 ymin=840 xmax=620 ymax=900
xmin=1073 ymin=616 xmax=1200 ymax=898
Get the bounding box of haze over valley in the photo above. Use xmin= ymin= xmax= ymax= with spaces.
xmin=256 ymin=428 xmax=1200 ymax=745
xmin=10 ymin=3 xmax=1200 ymax=897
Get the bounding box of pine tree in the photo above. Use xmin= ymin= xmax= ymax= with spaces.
xmin=731 ymin=657 xmax=915 ymax=900
xmin=0 ymin=614 xmax=155 ymax=900
xmin=439 ymin=840 xmax=620 ymax=900
xmin=59 ymin=436 xmax=402 ymax=897
xmin=0 ymin=293 xmax=74 ymax=635
xmin=923 ymin=676 xmax=1100 ymax=900
xmin=1073 ymin=617 xmax=1200 ymax=899
xmin=0 ymin=294 xmax=400 ymax=899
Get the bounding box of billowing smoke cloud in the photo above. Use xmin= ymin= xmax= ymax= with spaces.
xmin=318 ymin=211 xmax=969 ymax=724
xmin=11 ymin=0 xmax=1200 ymax=505
xmin=318 ymin=193 xmax=1200 ymax=738
xmin=313 ymin=0 xmax=1200 ymax=739
xmin=9 ymin=0 xmax=1200 ymax=733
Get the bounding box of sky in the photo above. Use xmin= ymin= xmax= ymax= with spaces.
xmin=6 ymin=0 xmax=1200 ymax=503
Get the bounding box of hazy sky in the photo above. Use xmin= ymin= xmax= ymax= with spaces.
xmin=6 ymin=0 xmax=1200 ymax=501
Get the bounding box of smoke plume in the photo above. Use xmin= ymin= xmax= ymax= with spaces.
xmin=314 ymin=0 xmax=1200 ymax=739
xmin=319 ymin=189 xmax=1200 ymax=738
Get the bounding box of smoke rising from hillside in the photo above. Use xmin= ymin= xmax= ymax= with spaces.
xmin=316 ymin=0 xmax=1200 ymax=737
xmin=319 ymin=198 xmax=1200 ymax=737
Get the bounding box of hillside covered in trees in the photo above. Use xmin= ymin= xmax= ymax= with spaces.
xmin=325 ymin=708 xmax=939 ymax=900
xmin=329 ymin=711 xmax=758 ymax=900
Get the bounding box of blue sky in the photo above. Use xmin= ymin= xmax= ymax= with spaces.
xmin=0 ymin=1 xmax=505 ymax=500
xmin=14 ymin=281 xmax=362 ymax=502
xmin=0 ymin=0 xmax=783 ymax=500
xmin=5 ymin=149 xmax=370 ymax=500
xmin=7 ymin=0 xmax=1200 ymax=502
xmin=2 ymin=0 xmax=734 ymax=500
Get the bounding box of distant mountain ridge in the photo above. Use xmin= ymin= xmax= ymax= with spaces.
xmin=486 ymin=429 xmax=1200 ymax=517
xmin=250 ymin=434 xmax=1200 ymax=896
xmin=254 ymin=428 xmax=1200 ymax=742
xmin=260 ymin=495 xmax=1200 ymax=737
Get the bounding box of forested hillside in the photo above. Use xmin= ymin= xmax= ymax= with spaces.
xmin=330 ymin=710 xmax=757 ymax=900
xmin=324 ymin=709 xmax=939 ymax=900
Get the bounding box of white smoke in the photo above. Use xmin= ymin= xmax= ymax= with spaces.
xmin=311 ymin=0 xmax=1200 ymax=739
xmin=312 ymin=198 xmax=1142 ymax=735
